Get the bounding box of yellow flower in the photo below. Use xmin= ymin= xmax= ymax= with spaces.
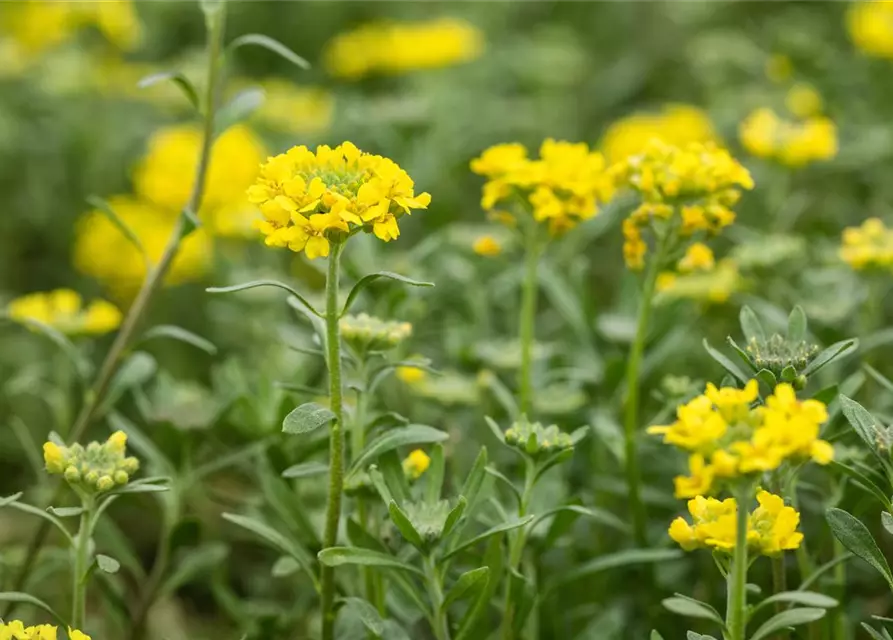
xmin=601 ymin=104 xmax=716 ymax=163
xmin=107 ymin=430 xmax=127 ymax=454
xmin=43 ymin=442 xmax=65 ymax=474
xmin=472 ymin=235 xmax=502 ymax=256
xmin=677 ymin=242 xmax=715 ymax=273
xmin=673 ymin=454 xmax=716 ymax=499
xmin=324 ymin=18 xmax=483 ymax=79
xmin=840 ymin=217 xmax=893 ymax=270
xmin=396 ymin=365 xmax=427 ymax=385
xmin=849 ymin=1 xmax=893 ymax=58
xmin=68 ymin=629 xmax=91 ymax=640
xmin=43 ymin=434 xmax=139 ymax=492
xmin=785 ymin=83 xmax=823 ymax=118
xmin=402 ymin=449 xmax=432 ymax=480
xmin=668 ymin=517 xmax=698 ymax=551
xmin=0 ymin=621 xmax=89 ymax=640
xmin=252 ymin=79 xmax=334 ymax=136
xmin=7 ymin=289 xmax=122 ymax=335
xmin=704 ymin=379 xmax=758 ymax=422
xmin=249 ymin=142 xmax=430 ymax=258
xmin=750 ymin=490 xmax=804 ymax=555
xmin=739 ymin=108 xmax=837 ymax=167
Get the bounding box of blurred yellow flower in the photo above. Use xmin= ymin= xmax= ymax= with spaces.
xmin=472 ymin=235 xmax=502 ymax=256
xmin=396 ymin=364 xmax=427 ymax=385
xmin=402 ymin=449 xmax=431 ymax=480
xmin=677 ymin=242 xmax=715 ymax=273
xmin=848 ymin=1 xmax=893 ymax=58
xmin=7 ymin=289 xmax=121 ymax=335
xmin=248 ymin=142 xmax=430 ymax=258
xmin=600 ymin=104 xmax=717 ymax=163
xmin=324 ymin=18 xmax=483 ymax=79
xmin=785 ymin=83 xmax=823 ymax=118
xmin=252 ymin=79 xmax=334 ymax=136
xmin=656 ymin=259 xmax=742 ymax=305
xmin=471 ymin=139 xmax=615 ymax=235
xmin=840 ymin=217 xmax=893 ymax=270
xmin=74 ymin=196 xmax=211 ymax=297
xmin=739 ymin=108 xmax=837 ymax=167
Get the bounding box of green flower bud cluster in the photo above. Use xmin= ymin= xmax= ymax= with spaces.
xmin=43 ymin=431 xmax=139 ymax=493
xmin=504 ymin=416 xmax=573 ymax=458
xmin=340 ymin=313 xmax=412 ymax=352
xmin=746 ymin=334 xmax=818 ymax=379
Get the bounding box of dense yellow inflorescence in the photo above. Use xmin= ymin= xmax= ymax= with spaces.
xmin=7 ymin=289 xmax=121 ymax=335
xmin=648 ymin=381 xmax=832 ymax=498
xmin=248 ymin=142 xmax=431 ymax=258
xmin=848 ymin=1 xmax=893 ymax=58
xmin=600 ymin=104 xmax=717 ymax=163
xmin=740 ymin=108 xmax=837 ymax=167
xmin=668 ymin=491 xmax=803 ymax=555
xmin=0 ymin=621 xmax=91 ymax=640
xmin=324 ymin=18 xmax=483 ymax=79
xmin=471 ymin=139 xmax=616 ymax=235
xmin=44 ymin=431 xmax=139 ymax=493
xmin=840 ymin=217 xmax=893 ymax=270
xmin=615 ymin=140 xmax=753 ymax=270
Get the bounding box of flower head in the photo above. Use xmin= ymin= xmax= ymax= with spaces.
xmin=43 ymin=431 xmax=139 ymax=493
xmin=249 ymin=142 xmax=430 ymax=258
xmin=473 ymin=235 xmax=502 ymax=257
xmin=0 ymin=621 xmax=90 ymax=640
xmin=601 ymin=104 xmax=716 ymax=163
xmin=340 ymin=313 xmax=412 ymax=352
xmin=840 ymin=217 xmax=893 ymax=271
xmin=402 ymin=449 xmax=431 ymax=480
xmin=849 ymin=1 xmax=893 ymax=58
xmin=739 ymin=108 xmax=837 ymax=167
xmin=7 ymin=289 xmax=121 ymax=335
xmin=503 ymin=415 xmax=575 ymax=458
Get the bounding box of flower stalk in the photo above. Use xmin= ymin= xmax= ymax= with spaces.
xmin=518 ymin=228 xmax=542 ymax=416
xmin=71 ymin=496 xmax=94 ymax=630
xmin=726 ymin=485 xmax=751 ymax=640
xmin=423 ymin=555 xmax=450 ymax=640
xmin=501 ymin=457 xmax=535 ymax=640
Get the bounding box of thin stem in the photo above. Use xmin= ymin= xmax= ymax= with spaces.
xmin=518 ymin=230 xmax=542 ymax=416
xmin=622 ymin=235 xmax=667 ymax=547
xmin=321 ymin=241 xmax=346 ymax=640
xmin=71 ymin=496 xmax=94 ymax=630
xmin=352 ymin=361 xmax=379 ymax=620
xmin=2 ymin=4 xmax=229 ymax=618
xmin=500 ymin=458 xmax=536 ymax=640
xmin=424 ymin=555 xmax=450 ymax=640
xmin=726 ymin=486 xmax=751 ymax=640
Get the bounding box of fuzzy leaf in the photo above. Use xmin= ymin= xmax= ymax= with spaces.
xmin=749 ymin=608 xmax=826 ymax=640
xmin=282 ymin=403 xmax=337 ymax=435
xmin=388 ymin=501 xmax=424 ymax=548
xmin=803 ymin=339 xmax=858 ymax=376
xmin=839 ymin=395 xmax=883 ymax=455
xmin=318 ymin=546 xmax=423 ymax=576
xmin=826 ymin=507 xmax=893 ymax=591
xmin=282 ymin=461 xmax=328 ymax=479
xmin=662 ymin=596 xmax=724 ymax=625
xmin=740 ymin=305 xmax=766 ymax=343
xmin=96 ymin=554 xmax=120 ymax=574
xmin=787 ymin=305 xmax=807 ymax=343
xmin=442 ymin=566 xmax=489 ymax=612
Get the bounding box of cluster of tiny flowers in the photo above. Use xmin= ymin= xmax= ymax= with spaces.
xmin=402 ymin=449 xmax=431 ymax=480
xmin=0 ymin=621 xmax=90 ymax=640
xmin=840 ymin=218 xmax=893 ymax=270
xmin=648 ymin=381 xmax=832 ymax=498
xmin=43 ymin=431 xmax=139 ymax=493
xmin=470 ymin=139 xmax=616 ymax=235
xmin=746 ymin=334 xmax=818 ymax=379
xmin=323 ymin=18 xmax=483 ymax=79
xmin=668 ymin=491 xmax=803 ymax=556
xmin=248 ymin=142 xmax=431 ymax=258
xmin=7 ymin=289 xmax=121 ymax=335
xmin=340 ymin=313 xmax=412 ymax=352
xmin=739 ymin=108 xmax=838 ymax=167
xmin=504 ymin=416 xmax=574 ymax=458
xmin=600 ymin=104 xmax=716 ymax=163
xmin=848 ymin=1 xmax=893 ymax=58
xmin=614 ymin=140 xmax=753 ymax=270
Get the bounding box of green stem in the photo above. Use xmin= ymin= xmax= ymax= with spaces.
xmin=622 ymin=236 xmax=667 ymax=547
xmin=2 ymin=3 xmax=228 ymax=618
xmin=501 ymin=458 xmax=535 ymax=640
xmin=518 ymin=230 xmax=542 ymax=416
xmin=321 ymin=241 xmax=346 ymax=640
xmin=352 ymin=362 xmax=379 ymax=620
xmin=72 ymin=497 xmax=94 ymax=630
xmin=726 ymin=486 xmax=751 ymax=640
xmin=424 ymin=555 xmax=450 ymax=640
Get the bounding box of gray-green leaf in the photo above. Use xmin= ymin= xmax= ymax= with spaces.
xmin=282 ymin=403 xmax=337 ymax=435
xmin=318 ymin=547 xmax=423 ymax=576
xmin=749 ymin=608 xmax=826 ymax=640
xmin=826 ymin=507 xmax=893 ymax=591
xmin=350 ymin=425 xmax=448 ymax=475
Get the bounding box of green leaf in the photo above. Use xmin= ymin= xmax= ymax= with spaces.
xmin=686 ymin=633 xmax=718 ymax=640
xmin=483 ymin=466 xmax=521 ymax=506
xmin=96 ymin=554 xmax=120 ymax=574
xmin=484 ymin=415 xmax=506 ymax=444
xmin=441 ymin=515 xmax=534 ymax=561
xmin=650 ymin=632 xmax=665 ymax=640
xmin=826 ymin=507 xmax=893 ymax=591
xmin=865 ymin=364 xmax=893 ymax=395
xmin=883 ymin=512 xmax=893 ymax=536
xmin=282 ymin=461 xmax=328 ymax=479
xmin=227 ymin=34 xmax=310 ymax=69
xmin=662 ymin=596 xmax=724 ymax=626
xmin=350 ymin=425 xmax=448 ymax=475
xmin=781 ymin=365 xmax=797 ymax=382
xmin=160 ymin=543 xmax=228 ymax=595
xmin=726 ymin=336 xmax=757 ymax=372
xmin=459 ymin=447 xmax=488 ymax=511
xmin=530 ymin=504 xmax=628 ymax=534
xmin=0 ymin=493 xmax=22 ymax=507
xmin=100 ymin=351 xmax=157 ymax=414
xmin=455 ymin=534 xmax=502 ymax=640
xmin=282 ymin=402 xmax=337 ymax=435
xmin=317 ymin=546 xmax=423 ymax=576
xmin=86 ymin=195 xmax=148 ymax=262
xmin=425 ymin=443 xmax=445 ymax=504
xmin=839 ymin=395 xmax=883 ymax=455
xmin=787 ymin=305 xmax=807 ymax=343
xmin=3 ymin=500 xmax=74 ymax=545
xmin=137 ymin=71 xmax=200 ymax=110
xmin=46 ymin=506 xmax=84 ymax=518
xmin=140 ymin=324 xmax=217 ymax=355
xmin=703 ymin=339 xmax=748 ymax=384
xmin=388 ymin=501 xmax=424 ymax=548
xmin=740 ymin=305 xmax=766 ymax=343
xmin=207 ymin=280 xmax=322 ymax=317
xmin=756 ymin=591 xmax=838 ymax=612
xmin=0 ymin=592 xmax=67 ymax=625
xmin=367 ymin=464 xmax=395 ymax=506
xmin=214 ymin=87 xmax=264 ymax=136
xmin=756 ymin=368 xmax=777 ymax=389
xmin=442 ymin=566 xmax=489 ymax=612
xmin=829 ymin=460 xmax=891 ymax=511
xmin=272 ymin=556 xmax=300 ymax=577
xmin=546 ymin=548 xmax=682 ymax=592
xmin=862 ymin=623 xmax=893 ymax=640
xmin=749 ymin=608 xmax=827 ymax=640
xmin=803 ymin=339 xmax=859 ymax=376
xmin=338 ymin=597 xmax=384 ymax=636
xmin=341 ymin=271 xmax=434 ymax=317
xmin=443 ymin=496 xmax=468 ymax=538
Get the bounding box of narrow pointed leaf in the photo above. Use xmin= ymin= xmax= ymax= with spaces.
xmin=425 ymin=443 xmax=445 ymax=504
xmin=0 ymin=592 xmax=66 ymax=625
xmin=703 ymin=339 xmax=748 ymax=383
xmin=441 ymin=515 xmax=534 ymax=560
xmin=282 ymin=461 xmax=328 ymax=479
xmin=214 ymin=87 xmax=264 ymax=136
xmin=86 ymin=195 xmax=148 ymax=262
xmin=661 ymin=596 xmax=724 ymax=625
xmin=318 ymin=547 xmax=423 ymax=576
xmin=839 ymin=395 xmax=883 ymax=454
xmin=740 ymin=305 xmax=766 ymax=342
xmin=803 ymin=339 xmax=858 ymax=376
xmin=350 ymin=425 xmax=448 ymax=475
xmin=140 ymin=324 xmax=217 ymax=355
xmin=342 ymin=271 xmax=434 ymax=317
xmin=530 ymin=504 xmax=628 ymax=533
xmin=388 ymin=501 xmax=424 ymax=548
xmin=207 ymin=280 xmax=322 ymax=317
xmin=829 ymin=461 xmax=891 ymax=510
xmin=787 ymin=306 xmax=807 ymax=342
xmin=546 ymin=548 xmax=682 ymax=592
xmin=442 ymin=566 xmax=489 ymax=612
xmin=826 ymin=507 xmax=893 ymax=591
xmin=749 ymin=608 xmax=826 ymax=640
xmin=443 ymin=496 xmax=468 ymax=538
xmin=757 ymin=591 xmax=838 ymax=611
xmin=228 ymin=34 xmax=310 ymax=69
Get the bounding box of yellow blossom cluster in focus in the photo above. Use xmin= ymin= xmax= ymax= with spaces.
xmin=615 ymin=140 xmax=753 ymax=269
xmin=840 ymin=217 xmax=893 ymax=270
xmin=668 ymin=491 xmax=803 ymax=555
xmin=600 ymin=104 xmax=717 ymax=163
xmin=324 ymin=18 xmax=483 ymax=79
xmin=470 ymin=139 xmax=616 ymax=235
xmin=402 ymin=449 xmax=431 ymax=480
xmin=7 ymin=288 xmax=121 ymax=335
xmin=44 ymin=430 xmax=139 ymax=493
xmin=0 ymin=621 xmax=91 ymax=640
xmin=248 ymin=142 xmax=430 ymax=258
xmin=648 ymin=381 xmax=832 ymax=498
xmin=848 ymin=1 xmax=893 ymax=58
xmin=739 ymin=107 xmax=838 ymax=167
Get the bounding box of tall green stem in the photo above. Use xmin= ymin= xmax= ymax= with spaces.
xmin=71 ymin=497 xmax=94 ymax=630
xmin=501 ymin=458 xmax=535 ymax=640
xmin=518 ymin=231 xmax=542 ymax=416
xmin=321 ymin=241 xmax=346 ymax=640
xmin=726 ymin=486 xmax=751 ymax=640
xmin=424 ymin=555 xmax=450 ymax=640
xmin=2 ymin=2 xmax=228 ymax=618
xmin=622 ymin=237 xmax=666 ymax=547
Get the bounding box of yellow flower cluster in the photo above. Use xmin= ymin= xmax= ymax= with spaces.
xmin=44 ymin=431 xmax=139 ymax=493
xmin=840 ymin=217 xmax=893 ymax=270
xmin=649 ymin=381 xmax=833 ymax=498
xmin=324 ymin=18 xmax=483 ymax=79
xmin=473 ymin=235 xmax=502 ymax=257
xmin=669 ymin=491 xmax=803 ymax=555
xmin=739 ymin=108 xmax=838 ymax=167
xmin=7 ymin=289 xmax=121 ymax=335
xmin=0 ymin=621 xmax=90 ymax=640
xmin=600 ymin=104 xmax=717 ymax=163
xmin=402 ymin=449 xmax=431 ymax=480
xmin=615 ymin=140 xmax=753 ymax=269
xmin=248 ymin=142 xmax=431 ymax=258
xmin=470 ymin=139 xmax=616 ymax=235
xmin=848 ymin=1 xmax=893 ymax=58
xmin=253 ymin=80 xmax=334 ymax=136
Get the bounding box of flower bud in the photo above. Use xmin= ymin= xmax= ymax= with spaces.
xmin=64 ymin=466 xmax=81 ymax=483
xmin=96 ymin=475 xmax=115 ymax=492
xmin=113 ymin=470 xmax=129 ymax=485
xmin=84 ymin=471 xmax=99 ymax=487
